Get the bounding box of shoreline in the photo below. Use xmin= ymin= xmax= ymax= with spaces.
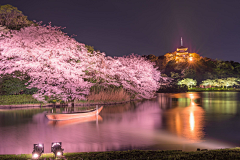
xmin=0 ymin=99 xmax=138 ymax=109
xmin=0 ymin=90 xmax=239 ymax=109
xmin=1 ymin=148 xmax=240 ymax=160
xmin=157 ymin=89 xmax=240 ymax=93
xmin=188 ymin=90 xmax=240 ymax=92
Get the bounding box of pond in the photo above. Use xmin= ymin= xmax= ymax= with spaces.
xmin=0 ymin=92 xmax=240 ymax=154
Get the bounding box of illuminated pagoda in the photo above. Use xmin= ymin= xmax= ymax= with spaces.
xmin=176 ymin=37 xmax=188 ymax=58
xmin=165 ymin=37 xmax=198 ymax=63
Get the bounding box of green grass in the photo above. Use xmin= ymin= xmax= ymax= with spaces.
xmin=0 ymin=94 xmax=41 ymax=105
xmin=188 ymin=87 xmax=240 ymax=92
xmin=0 ymin=93 xmax=130 ymax=106
xmin=1 ymin=149 xmax=240 ymax=160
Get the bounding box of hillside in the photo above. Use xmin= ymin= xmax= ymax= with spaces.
xmin=146 ymin=54 xmax=240 ymax=85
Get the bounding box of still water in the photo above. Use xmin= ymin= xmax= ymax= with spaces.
xmin=1 ymin=92 xmax=240 ymax=154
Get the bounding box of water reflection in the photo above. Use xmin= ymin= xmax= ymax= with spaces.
xmin=158 ymin=93 xmax=205 ymax=142
xmin=202 ymin=92 xmax=238 ymax=115
xmin=0 ymin=108 xmax=51 ymax=127
xmin=0 ymin=92 xmax=239 ymax=154
xmin=158 ymin=93 xmax=172 ymax=110
xmin=164 ymin=103 xmax=205 ymax=142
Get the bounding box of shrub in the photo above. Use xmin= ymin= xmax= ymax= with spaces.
xmin=157 ymin=84 xmax=188 ymax=93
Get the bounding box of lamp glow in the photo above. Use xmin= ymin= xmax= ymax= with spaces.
xmin=51 ymin=142 xmax=64 ymax=158
xmin=57 ymin=151 xmax=62 ymax=156
xmin=32 ymin=153 xmax=39 ymax=159
xmin=32 ymin=143 xmax=44 ymax=159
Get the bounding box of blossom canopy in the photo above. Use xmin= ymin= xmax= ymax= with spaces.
xmin=0 ymin=23 xmax=162 ymax=102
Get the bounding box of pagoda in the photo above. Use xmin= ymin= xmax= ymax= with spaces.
xmin=175 ymin=37 xmax=189 ymax=62
xmin=165 ymin=37 xmax=197 ymax=63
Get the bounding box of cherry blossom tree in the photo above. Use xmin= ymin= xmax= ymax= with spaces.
xmin=88 ymin=54 xmax=162 ymax=99
xmin=0 ymin=23 xmax=97 ymax=102
xmin=0 ymin=23 xmax=162 ymax=102
xmin=115 ymin=54 xmax=161 ymax=99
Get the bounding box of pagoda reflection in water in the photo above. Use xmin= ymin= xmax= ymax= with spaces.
xmin=158 ymin=93 xmax=205 ymax=142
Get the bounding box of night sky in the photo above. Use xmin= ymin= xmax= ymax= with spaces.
xmin=1 ymin=0 xmax=240 ymax=62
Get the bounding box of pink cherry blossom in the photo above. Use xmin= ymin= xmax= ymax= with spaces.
xmin=0 ymin=23 xmax=163 ymax=102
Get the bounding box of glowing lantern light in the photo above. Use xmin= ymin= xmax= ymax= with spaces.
xmin=51 ymin=142 xmax=64 ymax=158
xmin=32 ymin=143 xmax=44 ymax=159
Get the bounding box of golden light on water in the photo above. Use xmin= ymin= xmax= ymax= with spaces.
xmin=189 ymin=94 xmax=194 ymax=100
xmin=165 ymin=105 xmax=204 ymax=142
xmin=190 ymin=112 xmax=194 ymax=131
xmin=165 ymin=93 xmax=205 ymax=142
xmin=189 ymin=93 xmax=196 ymax=105
xmin=175 ymin=113 xmax=181 ymax=136
xmin=157 ymin=92 xmax=235 ymax=151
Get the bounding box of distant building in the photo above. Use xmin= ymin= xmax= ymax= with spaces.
xmin=165 ymin=37 xmax=200 ymax=63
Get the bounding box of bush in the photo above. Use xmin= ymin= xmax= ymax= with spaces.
xmin=0 ymin=73 xmax=38 ymax=95
xmin=157 ymin=84 xmax=188 ymax=93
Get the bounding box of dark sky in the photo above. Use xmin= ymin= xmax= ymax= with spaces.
xmin=1 ymin=0 xmax=240 ymax=62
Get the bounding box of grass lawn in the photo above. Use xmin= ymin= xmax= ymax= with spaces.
xmin=1 ymin=149 xmax=240 ymax=160
xmin=0 ymin=94 xmax=40 ymax=105
xmin=0 ymin=94 xmax=131 ymax=106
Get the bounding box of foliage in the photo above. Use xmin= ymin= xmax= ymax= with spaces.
xmin=0 ymin=4 xmax=34 ymax=30
xmin=189 ymin=87 xmax=239 ymax=91
xmin=147 ymin=54 xmax=158 ymax=62
xmin=0 ymin=72 xmax=37 ymax=95
xmin=200 ymin=79 xmax=215 ymax=87
xmin=157 ymin=84 xmax=188 ymax=93
xmin=182 ymin=67 xmax=196 ymax=79
xmin=170 ymin=71 xmax=180 ymax=79
xmin=85 ymin=44 xmax=100 ymax=54
xmin=161 ymin=73 xmax=168 ymax=77
xmin=0 ymin=77 xmax=26 ymax=95
xmin=149 ymin=52 xmax=240 ymax=86
xmin=201 ymin=77 xmax=239 ymax=88
xmin=178 ymin=78 xmax=197 ymax=88
xmin=164 ymin=60 xmax=177 ymax=75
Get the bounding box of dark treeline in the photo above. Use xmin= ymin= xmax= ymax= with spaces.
xmin=145 ymin=54 xmax=240 ymax=85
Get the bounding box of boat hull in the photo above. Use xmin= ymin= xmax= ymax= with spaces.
xmin=48 ymin=115 xmax=103 ymax=126
xmin=46 ymin=106 xmax=103 ymax=121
